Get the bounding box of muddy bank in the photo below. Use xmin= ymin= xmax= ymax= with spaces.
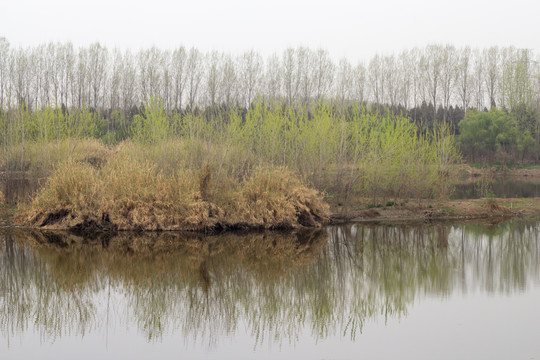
xmin=329 ymin=197 xmax=540 ymax=224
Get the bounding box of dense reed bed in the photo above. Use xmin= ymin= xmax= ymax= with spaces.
xmin=16 ymin=141 xmax=329 ymax=230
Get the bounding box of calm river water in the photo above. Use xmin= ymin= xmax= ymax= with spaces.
xmin=1 ymin=220 xmax=540 ymax=359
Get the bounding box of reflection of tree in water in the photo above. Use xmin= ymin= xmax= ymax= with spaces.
xmin=0 ymin=229 xmax=328 ymax=344
xmin=0 ymin=220 xmax=539 ymax=347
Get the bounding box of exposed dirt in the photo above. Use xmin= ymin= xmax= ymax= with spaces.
xmin=329 ymin=197 xmax=540 ymax=224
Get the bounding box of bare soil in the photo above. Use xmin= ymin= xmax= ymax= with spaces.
xmin=329 ymin=197 xmax=540 ymax=224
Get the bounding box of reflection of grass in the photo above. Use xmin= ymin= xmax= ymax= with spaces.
xmin=15 ymin=229 xmax=328 ymax=289
xmin=2 ymin=221 xmax=539 ymax=345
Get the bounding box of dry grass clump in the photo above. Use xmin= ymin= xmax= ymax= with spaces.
xmin=17 ymin=160 xmax=100 ymax=227
xmin=17 ymin=146 xmax=329 ymax=231
xmin=227 ymin=167 xmax=330 ymax=229
xmin=482 ymin=197 xmax=511 ymax=215
xmin=98 ymin=153 xmax=223 ymax=231
xmin=0 ymin=188 xmax=5 ymax=204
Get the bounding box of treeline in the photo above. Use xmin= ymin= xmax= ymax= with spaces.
xmin=1 ymin=38 xmax=538 ymax=164
xmin=1 ymin=38 xmax=538 ymax=116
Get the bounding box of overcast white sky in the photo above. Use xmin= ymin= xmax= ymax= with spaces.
xmin=1 ymin=0 xmax=539 ymax=62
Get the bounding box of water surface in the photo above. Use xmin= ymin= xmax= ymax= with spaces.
xmin=452 ymin=178 xmax=540 ymax=199
xmin=1 ymin=220 xmax=539 ymax=359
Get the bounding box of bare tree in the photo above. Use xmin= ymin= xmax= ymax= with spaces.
xmin=220 ymin=54 xmax=238 ymax=107
xmin=409 ymin=48 xmax=423 ymax=111
xmin=238 ymin=50 xmax=262 ymax=108
xmin=440 ymin=45 xmax=457 ymax=121
xmin=498 ymin=47 xmax=513 ymax=109
xmin=383 ymin=55 xmax=399 ymax=107
xmin=368 ymin=54 xmax=384 ymax=104
xmin=161 ymin=50 xmax=173 ymax=110
xmin=122 ymin=50 xmax=138 ymax=112
xmin=313 ymin=49 xmax=334 ymax=102
xmin=10 ymin=47 xmax=32 ymax=108
xmin=297 ymin=47 xmax=314 ymax=104
xmin=484 ymin=46 xmax=499 ymax=109
xmin=336 ymin=58 xmax=353 ymax=107
xmin=456 ymin=46 xmax=472 ymax=111
xmin=264 ymin=53 xmax=282 ymax=103
xmin=397 ymin=50 xmax=413 ymax=108
xmin=0 ymin=37 xmax=9 ymax=110
xmin=186 ymin=47 xmax=203 ymax=109
xmin=205 ymin=51 xmax=221 ymax=108
xmin=87 ymin=42 xmax=108 ymax=109
xmin=72 ymin=46 xmax=88 ymax=108
xmin=27 ymin=46 xmax=41 ymax=109
xmin=32 ymin=44 xmax=48 ymax=108
xmin=282 ymin=48 xmax=300 ymax=106
xmin=55 ymin=42 xmax=75 ymax=108
xmin=138 ymin=47 xmax=163 ymax=104
xmin=422 ymin=44 xmax=443 ymax=118
xmin=472 ymin=49 xmax=485 ymax=109
xmin=352 ymin=62 xmax=366 ymax=104
xmin=171 ymin=46 xmax=187 ymax=111
xmin=109 ymin=48 xmax=123 ymax=110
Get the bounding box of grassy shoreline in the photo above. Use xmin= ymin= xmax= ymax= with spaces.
xmin=3 ymin=194 xmax=540 ymax=230
xmin=2 ymin=164 xmax=540 ymax=231
xmin=14 ymin=162 xmax=329 ymax=231
xmin=2 ymin=157 xmax=540 ymax=231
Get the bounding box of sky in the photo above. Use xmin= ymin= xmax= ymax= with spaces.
xmin=1 ymin=0 xmax=539 ymax=62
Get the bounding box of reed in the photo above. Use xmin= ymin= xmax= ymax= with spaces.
xmin=17 ymin=144 xmax=329 ymax=231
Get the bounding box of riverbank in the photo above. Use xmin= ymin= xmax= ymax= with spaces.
xmin=329 ymin=197 xmax=540 ymax=224
xmin=3 ymin=197 xmax=540 ymax=230
xmin=2 ymin=160 xmax=540 ymax=231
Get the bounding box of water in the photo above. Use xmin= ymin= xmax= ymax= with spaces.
xmin=1 ymin=220 xmax=540 ymax=359
xmin=452 ymin=178 xmax=540 ymax=199
xmin=0 ymin=175 xmax=42 ymax=203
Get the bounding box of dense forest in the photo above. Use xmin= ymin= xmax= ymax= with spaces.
xmin=0 ymin=38 xmax=538 ymax=163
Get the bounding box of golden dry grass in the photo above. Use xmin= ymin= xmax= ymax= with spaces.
xmin=0 ymin=188 xmax=5 ymax=204
xmin=482 ymin=197 xmax=512 ymax=215
xmin=17 ymin=143 xmax=330 ymax=231
xmin=228 ymin=167 xmax=330 ymax=228
xmin=1 ymin=138 xmax=111 ymax=176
